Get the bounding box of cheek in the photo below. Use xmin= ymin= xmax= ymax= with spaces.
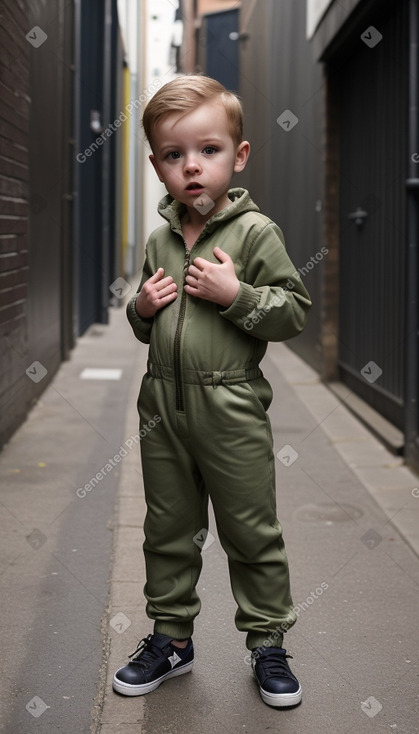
xmin=159 ymin=165 xmax=182 ymax=184
xmin=211 ymin=160 xmax=235 ymax=183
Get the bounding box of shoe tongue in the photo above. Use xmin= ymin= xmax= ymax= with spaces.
xmin=151 ymin=633 xmax=174 ymax=648
xmin=261 ymin=647 xmax=286 ymax=657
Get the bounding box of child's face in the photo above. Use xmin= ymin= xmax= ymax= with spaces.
xmin=149 ymin=100 xmax=249 ymax=217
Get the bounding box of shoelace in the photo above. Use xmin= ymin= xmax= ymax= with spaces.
xmin=128 ymin=634 xmax=164 ymax=670
xmin=259 ymin=651 xmax=294 ymax=679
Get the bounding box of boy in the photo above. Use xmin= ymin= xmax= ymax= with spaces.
xmin=113 ymin=75 xmax=311 ymax=708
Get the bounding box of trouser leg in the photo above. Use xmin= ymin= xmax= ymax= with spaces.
xmin=139 ymin=375 xmax=208 ymax=640
xmin=185 ymin=379 xmax=297 ymax=651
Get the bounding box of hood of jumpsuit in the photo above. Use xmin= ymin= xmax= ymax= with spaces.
xmin=156 ymin=187 xmax=261 ymax=236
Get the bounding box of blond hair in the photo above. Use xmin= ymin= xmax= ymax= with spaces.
xmin=142 ymin=75 xmax=243 ymax=149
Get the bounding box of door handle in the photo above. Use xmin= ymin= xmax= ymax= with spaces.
xmin=348 ymin=207 xmax=368 ymax=228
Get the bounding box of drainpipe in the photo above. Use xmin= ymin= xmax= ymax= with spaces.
xmin=405 ymin=0 xmax=419 ymax=469
xmin=73 ymin=0 xmax=81 ymax=336
xmin=101 ymin=0 xmax=113 ymax=324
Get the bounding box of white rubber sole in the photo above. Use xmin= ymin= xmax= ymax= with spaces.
xmin=112 ymin=660 xmax=194 ymax=696
xmin=258 ymin=683 xmax=302 ymax=708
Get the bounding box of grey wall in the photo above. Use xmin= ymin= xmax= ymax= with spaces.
xmin=239 ymin=0 xmax=324 ymax=369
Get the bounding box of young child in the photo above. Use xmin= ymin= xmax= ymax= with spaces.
xmin=113 ymin=75 xmax=311 ymax=708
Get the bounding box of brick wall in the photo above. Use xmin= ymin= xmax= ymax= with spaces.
xmin=0 ymin=0 xmax=31 ymax=443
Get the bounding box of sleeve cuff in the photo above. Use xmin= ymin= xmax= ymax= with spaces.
xmin=220 ymin=281 xmax=260 ymax=320
xmin=126 ymin=295 xmax=153 ymax=342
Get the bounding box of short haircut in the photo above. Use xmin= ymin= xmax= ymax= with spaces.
xmin=142 ymin=74 xmax=243 ymax=150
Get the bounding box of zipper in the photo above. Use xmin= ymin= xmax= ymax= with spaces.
xmin=174 ymin=248 xmax=191 ymax=411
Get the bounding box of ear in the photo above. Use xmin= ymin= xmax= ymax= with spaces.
xmin=234 ymin=140 xmax=250 ymax=173
xmin=149 ymin=154 xmax=164 ymax=182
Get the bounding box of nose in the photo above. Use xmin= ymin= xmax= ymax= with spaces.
xmin=183 ymin=154 xmax=202 ymax=174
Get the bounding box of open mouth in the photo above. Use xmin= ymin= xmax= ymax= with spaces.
xmin=186 ymin=183 xmax=204 ymax=191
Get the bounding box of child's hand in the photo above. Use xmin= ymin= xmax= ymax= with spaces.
xmin=135 ymin=268 xmax=177 ymax=318
xmin=184 ymin=247 xmax=239 ymax=307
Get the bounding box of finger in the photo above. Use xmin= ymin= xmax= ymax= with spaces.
xmin=184 ymin=274 xmax=197 ymax=286
xmin=148 ymin=267 xmax=165 ymax=283
xmin=190 ymin=257 xmax=208 ymax=271
xmin=184 ymin=283 xmax=199 ymax=296
xmin=186 ymin=264 xmax=200 ymax=279
xmin=157 ymin=290 xmax=177 ymax=307
xmin=213 ymin=247 xmax=230 ymax=263
xmin=156 ymin=282 xmax=177 ymax=298
xmin=155 ymin=275 xmax=175 ymax=290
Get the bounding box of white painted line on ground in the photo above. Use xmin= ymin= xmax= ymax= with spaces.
xmin=80 ymin=368 xmax=122 ymax=380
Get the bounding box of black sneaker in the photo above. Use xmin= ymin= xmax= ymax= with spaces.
xmin=251 ymin=647 xmax=302 ymax=707
xmin=112 ymin=633 xmax=194 ymax=696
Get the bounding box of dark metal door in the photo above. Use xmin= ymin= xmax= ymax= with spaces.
xmin=74 ymin=0 xmax=120 ymax=336
xmin=338 ymin=0 xmax=409 ymax=429
xmin=199 ymin=8 xmax=239 ymax=92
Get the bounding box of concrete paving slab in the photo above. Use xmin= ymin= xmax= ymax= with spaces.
xmin=353 ymin=465 xmax=417 ymax=490
xmin=118 ymin=496 xmax=147 ymax=527
xmin=269 ymin=344 xmax=419 ymax=557
xmin=109 ymin=581 xmax=144 ymax=610
xmin=99 ymin=726 xmax=143 ymax=733
xmin=329 ymin=434 xmax=388 ymax=465
xmin=111 ymin=529 xmax=146 ymax=584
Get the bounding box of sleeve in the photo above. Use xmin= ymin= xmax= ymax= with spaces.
xmin=220 ymin=222 xmax=312 ymax=342
xmin=126 ymin=251 xmax=154 ymax=344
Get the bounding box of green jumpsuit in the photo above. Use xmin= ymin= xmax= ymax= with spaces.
xmin=126 ymin=188 xmax=311 ymax=651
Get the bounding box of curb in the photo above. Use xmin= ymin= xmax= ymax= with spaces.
xmin=92 ymin=345 xmax=149 ymax=733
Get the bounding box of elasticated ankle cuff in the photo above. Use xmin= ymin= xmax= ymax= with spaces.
xmin=153 ymin=622 xmax=194 ymax=640
xmin=246 ymin=632 xmax=284 ymax=651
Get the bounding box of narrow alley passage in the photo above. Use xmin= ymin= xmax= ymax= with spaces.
xmin=1 ymin=300 xmax=418 ymax=733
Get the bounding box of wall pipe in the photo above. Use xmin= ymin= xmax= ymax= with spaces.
xmin=405 ymin=0 xmax=419 ymax=468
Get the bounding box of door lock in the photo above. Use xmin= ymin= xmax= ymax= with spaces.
xmin=348 ymin=207 xmax=368 ymax=228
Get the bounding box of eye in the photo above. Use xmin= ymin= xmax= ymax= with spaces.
xmin=203 ymin=146 xmax=217 ymax=155
xmin=167 ymin=151 xmax=181 ymax=160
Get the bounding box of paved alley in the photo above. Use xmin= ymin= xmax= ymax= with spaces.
xmin=1 ymin=301 xmax=418 ymax=734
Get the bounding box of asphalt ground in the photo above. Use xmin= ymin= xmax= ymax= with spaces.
xmin=1 ymin=301 xmax=418 ymax=734
xmin=0 ymin=307 xmax=142 ymax=733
